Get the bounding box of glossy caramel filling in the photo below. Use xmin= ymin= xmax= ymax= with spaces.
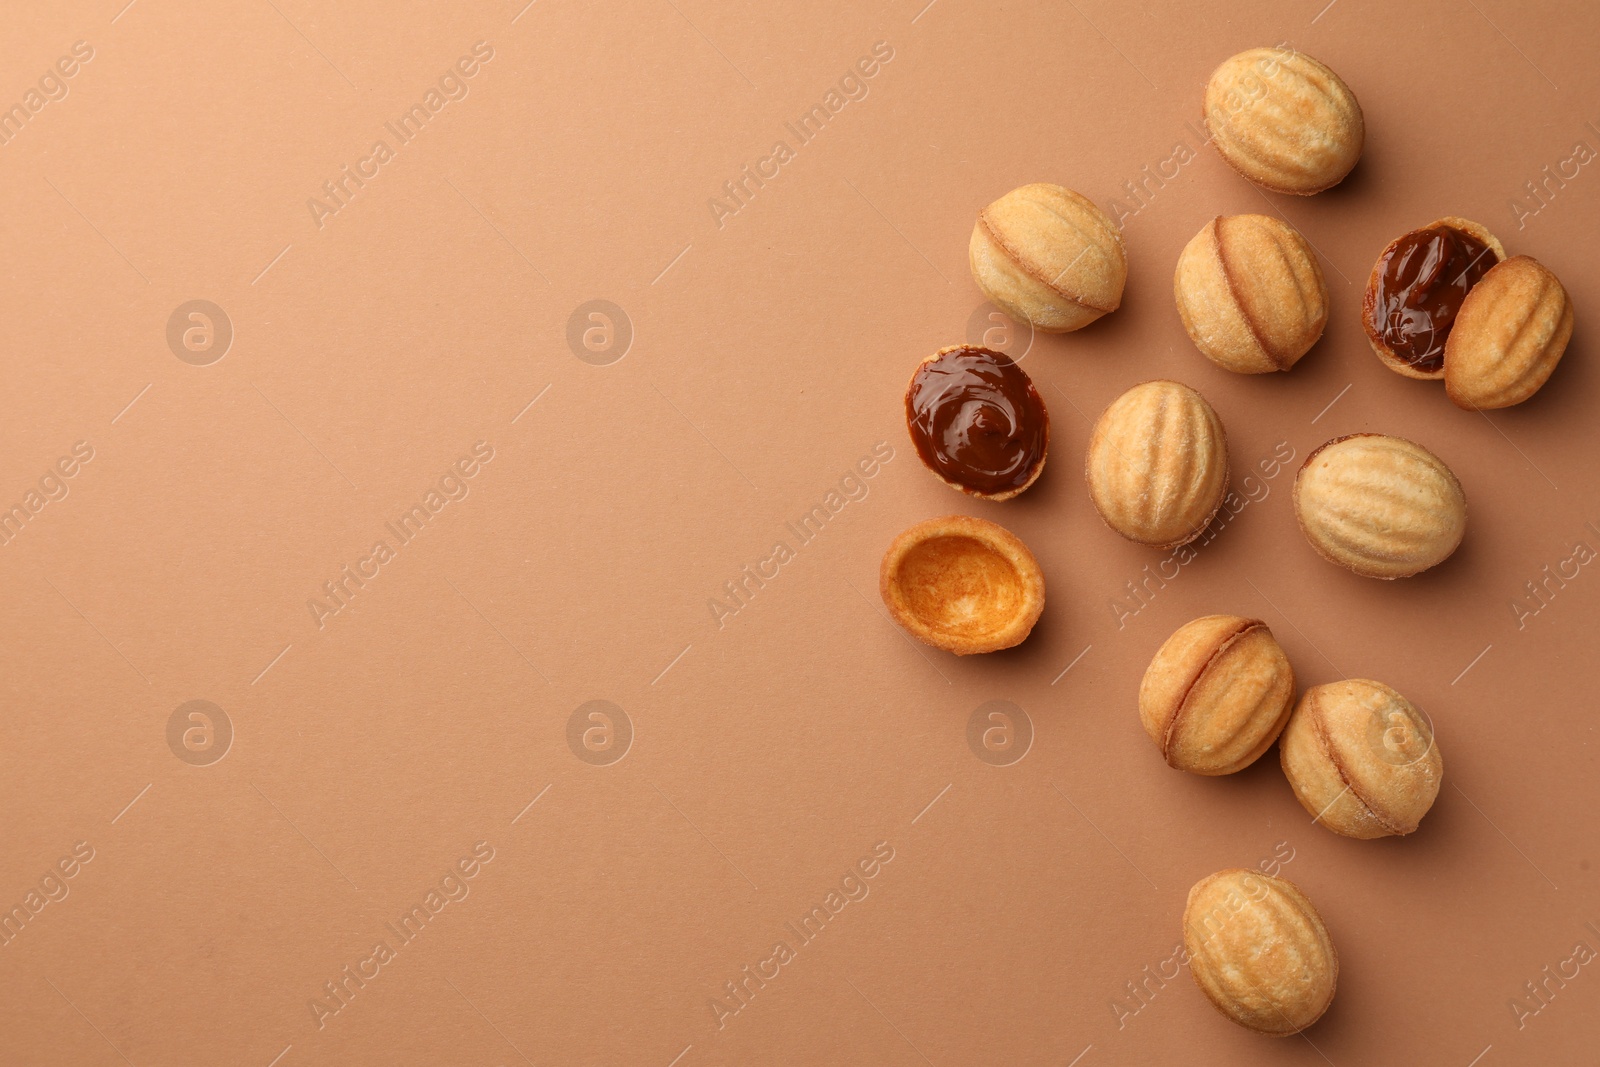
xmin=1369 ymin=226 xmax=1495 ymax=372
xmin=906 ymin=346 xmax=1046 ymax=495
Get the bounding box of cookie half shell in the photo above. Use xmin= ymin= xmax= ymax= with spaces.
xmin=1444 ymin=255 xmax=1574 ymax=409
xmin=1184 ymin=869 xmax=1338 ymax=1035
xmin=879 ymin=515 xmax=1045 ymax=655
xmin=1362 ymin=217 xmax=1505 ymax=381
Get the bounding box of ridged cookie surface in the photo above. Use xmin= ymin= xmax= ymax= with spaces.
xmin=1087 ymin=380 xmax=1229 ymax=548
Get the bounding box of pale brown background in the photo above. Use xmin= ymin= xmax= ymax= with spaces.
xmin=1 ymin=0 xmax=1597 ymax=1064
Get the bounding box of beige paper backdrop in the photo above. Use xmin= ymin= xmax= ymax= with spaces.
xmin=2 ymin=0 xmax=1598 ymax=1064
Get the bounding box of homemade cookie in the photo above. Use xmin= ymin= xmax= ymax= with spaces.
xmin=1280 ymin=679 xmax=1443 ymax=839
xmin=905 ymin=345 xmax=1048 ymax=500
xmin=879 ymin=515 xmax=1044 ymax=655
xmin=1363 ymin=217 xmax=1505 ymax=380
xmin=1174 ymin=214 xmax=1328 ymax=373
xmin=1294 ymin=434 xmax=1466 ymax=579
xmin=1139 ymin=615 xmax=1296 ymax=775
xmin=1444 ymin=255 xmax=1574 ymax=409
xmin=969 ymin=183 xmax=1127 ymax=332
xmin=1184 ymin=869 xmax=1338 ymax=1035
xmin=1204 ymin=47 xmax=1363 ymax=194
xmin=1086 ymin=381 xmax=1229 ymax=548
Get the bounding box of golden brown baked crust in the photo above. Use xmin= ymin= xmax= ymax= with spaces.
xmin=1174 ymin=214 xmax=1328 ymax=373
xmin=1362 ymin=217 xmax=1506 ymax=381
xmin=1085 ymin=380 xmax=1229 ymax=548
xmin=1293 ymin=434 xmax=1466 ymax=579
xmin=1138 ymin=615 xmax=1296 ymax=775
xmin=878 ymin=515 xmax=1044 ymax=655
xmin=1444 ymin=255 xmax=1574 ymax=409
xmin=1280 ymin=679 xmax=1443 ymax=839
xmin=1203 ymin=47 xmax=1363 ymax=195
xmin=1184 ymin=869 xmax=1338 ymax=1035
xmin=969 ymin=183 xmax=1127 ymax=333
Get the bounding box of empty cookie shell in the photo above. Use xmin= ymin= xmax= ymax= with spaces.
xmin=879 ymin=515 xmax=1044 ymax=655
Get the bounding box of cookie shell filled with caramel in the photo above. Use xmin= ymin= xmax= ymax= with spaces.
xmin=879 ymin=515 xmax=1044 ymax=655
xmin=1363 ymin=217 xmax=1505 ymax=380
xmin=905 ymin=345 xmax=1049 ymax=501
